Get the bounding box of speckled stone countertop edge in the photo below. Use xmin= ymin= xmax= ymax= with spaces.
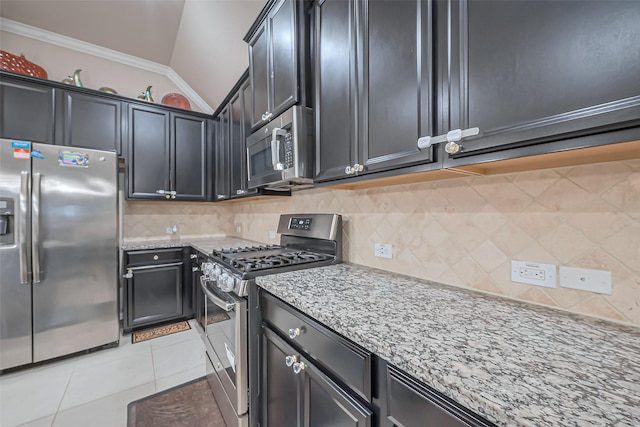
xmin=255 ymin=263 xmax=640 ymax=427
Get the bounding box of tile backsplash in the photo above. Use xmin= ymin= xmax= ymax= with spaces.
xmin=125 ymin=159 xmax=640 ymax=326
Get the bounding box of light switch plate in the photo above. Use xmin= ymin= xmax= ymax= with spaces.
xmin=511 ymin=260 xmax=556 ymax=288
xmin=559 ymin=266 xmax=612 ymax=294
xmin=269 ymin=230 xmax=277 ymax=240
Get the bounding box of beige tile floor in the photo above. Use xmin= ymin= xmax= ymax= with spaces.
xmin=0 ymin=320 xmax=206 ymax=427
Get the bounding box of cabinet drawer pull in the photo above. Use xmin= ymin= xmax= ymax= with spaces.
xmin=123 ymin=269 xmax=133 ymax=279
xmin=288 ymin=327 xmax=302 ymax=339
xmin=156 ymin=189 xmax=166 ymax=195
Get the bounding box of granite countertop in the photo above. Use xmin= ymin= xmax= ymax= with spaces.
xmin=256 ymin=263 xmax=640 ymax=427
xmin=122 ymin=235 xmax=261 ymax=255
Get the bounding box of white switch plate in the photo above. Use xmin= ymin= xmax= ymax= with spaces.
xmin=559 ymin=266 xmax=612 ymax=294
xmin=269 ymin=230 xmax=277 ymax=240
xmin=236 ymin=225 xmax=242 ymax=233
xmin=511 ymin=260 xmax=556 ymax=288
xmin=374 ymin=243 xmax=393 ymax=259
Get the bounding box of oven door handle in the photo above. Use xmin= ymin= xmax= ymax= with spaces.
xmin=200 ymin=276 xmax=236 ymax=312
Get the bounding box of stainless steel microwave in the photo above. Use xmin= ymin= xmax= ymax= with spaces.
xmin=246 ymin=105 xmax=314 ymax=190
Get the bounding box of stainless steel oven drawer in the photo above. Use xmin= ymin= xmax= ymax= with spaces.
xmin=261 ymin=291 xmax=372 ymax=402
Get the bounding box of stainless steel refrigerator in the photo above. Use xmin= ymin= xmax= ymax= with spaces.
xmin=0 ymin=138 xmax=119 ymax=371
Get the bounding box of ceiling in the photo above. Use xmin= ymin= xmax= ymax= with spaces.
xmin=0 ymin=0 xmax=266 ymax=111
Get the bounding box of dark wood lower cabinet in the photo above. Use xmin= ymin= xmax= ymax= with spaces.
xmin=123 ymin=248 xmax=193 ymax=332
xmin=261 ymin=326 xmax=372 ymax=427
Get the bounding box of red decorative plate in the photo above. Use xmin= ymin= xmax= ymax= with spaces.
xmin=161 ymin=93 xmax=191 ymax=110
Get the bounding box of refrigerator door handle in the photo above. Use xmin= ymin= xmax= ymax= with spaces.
xmin=32 ymin=172 xmax=42 ymax=283
xmin=19 ymin=171 xmax=30 ymax=284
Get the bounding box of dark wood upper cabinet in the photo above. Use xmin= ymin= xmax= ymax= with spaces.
xmin=442 ymin=0 xmax=640 ymax=166
xmin=313 ymin=0 xmax=357 ymax=182
xmin=0 ymin=75 xmax=55 ymax=145
xmin=172 ymin=113 xmax=207 ymax=201
xmin=58 ymin=91 xmax=124 ymax=155
xmin=127 ymin=103 xmax=171 ymax=199
xmin=314 ymin=0 xmax=439 ymax=183
xmin=127 ymin=103 xmax=208 ymax=201
xmin=247 ymin=0 xmax=301 ymax=130
xmin=214 ymin=105 xmax=231 ymax=201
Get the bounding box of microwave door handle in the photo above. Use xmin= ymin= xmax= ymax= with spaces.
xmin=271 ymin=128 xmax=287 ymax=170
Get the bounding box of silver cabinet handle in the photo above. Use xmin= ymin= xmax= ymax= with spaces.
xmin=19 ymin=171 xmax=30 ymax=284
xmin=288 ymin=327 xmax=301 ymax=339
xmin=32 ymin=173 xmax=42 ymax=283
xmin=285 ymin=355 xmax=297 ymax=367
xmin=261 ymin=113 xmax=267 ymax=121
xmin=236 ymin=189 xmax=248 ymax=195
xmin=190 ymin=254 xmax=198 ymax=259
xmin=156 ymin=189 xmax=166 ymax=195
xmin=123 ymin=269 xmax=133 ymax=279
xmin=292 ymin=361 xmax=305 ymax=374
xmin=216 ymin=194 xmax=228 ymax=200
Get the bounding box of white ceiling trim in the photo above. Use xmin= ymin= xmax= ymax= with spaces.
xmin=0 ymin=18 xmax=213 ymax=114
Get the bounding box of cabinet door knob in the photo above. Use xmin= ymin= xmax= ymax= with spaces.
xmin=288 ymin=327 xmax=301 ymax=339
xmin=165 ymin=195 xmax=170 ymax=199
xmin=344 ymin=166 xmax=354 ymax=175
xmin=285 ymin=355 xmax=297 ymax=367
xmin=354 ymin=163 xmax=364 ymax=173
xmin=292 ymin=361 xmax=305 ymax=374
xmin=444 ymin=127 xmax=480 ymax=154
xmin=123 ymin=269 xmax=133 ymax=279
xmin=190 ymin=254 xmax=198 ymax=259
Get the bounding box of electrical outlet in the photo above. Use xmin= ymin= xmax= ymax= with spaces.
xmin=559 ymin=266 xmax=611 ymax=294
xmin=269 ymin=230 xmax=277 ymax=240
xmin=166 ymin=225 xmax=178 ymax=234
xmin=374 ymin=243 xmax=393 ymax=259
xmin=511 ymin=260 xmax=556 ymax=288
xmin=236 ymin=225 xmax=242 ymax=233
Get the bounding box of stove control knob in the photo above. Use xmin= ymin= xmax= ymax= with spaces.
xmin=219 ymin=274 xmax=235 ymax=292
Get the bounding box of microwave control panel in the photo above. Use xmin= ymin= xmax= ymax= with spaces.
xmin=284 ymin=132 xmax=293 ymax=168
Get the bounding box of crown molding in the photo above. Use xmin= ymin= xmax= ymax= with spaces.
xmin=0 ymin=18 xmax=213 ymax=113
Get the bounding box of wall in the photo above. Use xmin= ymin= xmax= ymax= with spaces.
xmin=0 ymin=31 xmax=197 ymax=111
xmin=125 ymin=159 xmax=640 ymax=327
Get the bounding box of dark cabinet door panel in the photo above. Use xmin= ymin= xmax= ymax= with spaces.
xmin=362 ymin=0 xmax=435 ymax=172
xmin=314 ymin=0 xmax=357 ymax=182
xmin=0 ymin=77 xmax=55 ymax=144
xmin=249 ymin=23 xmax=270 ymax=129
xmin=229 ymin=91 xmax=244 ymax=196
xmin=215 ymin=106 xmax=230 ymax=200
xmin=172 ymin=114 xmax=207 ymax=200
xmin=270 ymin=0 xmax=297 ymax=115
xmin=446 ymin=0 xmax=640 ymax=162
xmin=61 ymin=92 xmax=122 ymax=154
xmin=305 ymin=356 xmax=373 ymax=427
xmin=261 ymin=326 xmax=301 ymax=427
xmin=127 ymin=105 xmax=170 ymax=199
xmin=386 ymin=365 xmax=495 ymax=427
xmin=126 ymin=263 xmax=184 ymax=329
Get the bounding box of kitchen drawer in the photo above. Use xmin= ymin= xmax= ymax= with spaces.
xmin=261 ymin=291 xmax=372 ymax=402
xmin=125 ymin=248 xmax=184 ymax=266
xmin=386 ymin=364 xmax=495 ymax=427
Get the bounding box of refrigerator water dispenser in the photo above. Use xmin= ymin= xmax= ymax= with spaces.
xmin=0 ymin=198 xmax=14 ymax=244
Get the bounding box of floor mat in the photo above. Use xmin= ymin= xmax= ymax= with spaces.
xmin=127 ymin=377 xmax=226 ymax=427
xmin=132 ymin=321 xmax=191 ymax=344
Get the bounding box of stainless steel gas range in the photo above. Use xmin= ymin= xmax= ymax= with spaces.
xmin=197 ymin=213 xmax=342 ymax=427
